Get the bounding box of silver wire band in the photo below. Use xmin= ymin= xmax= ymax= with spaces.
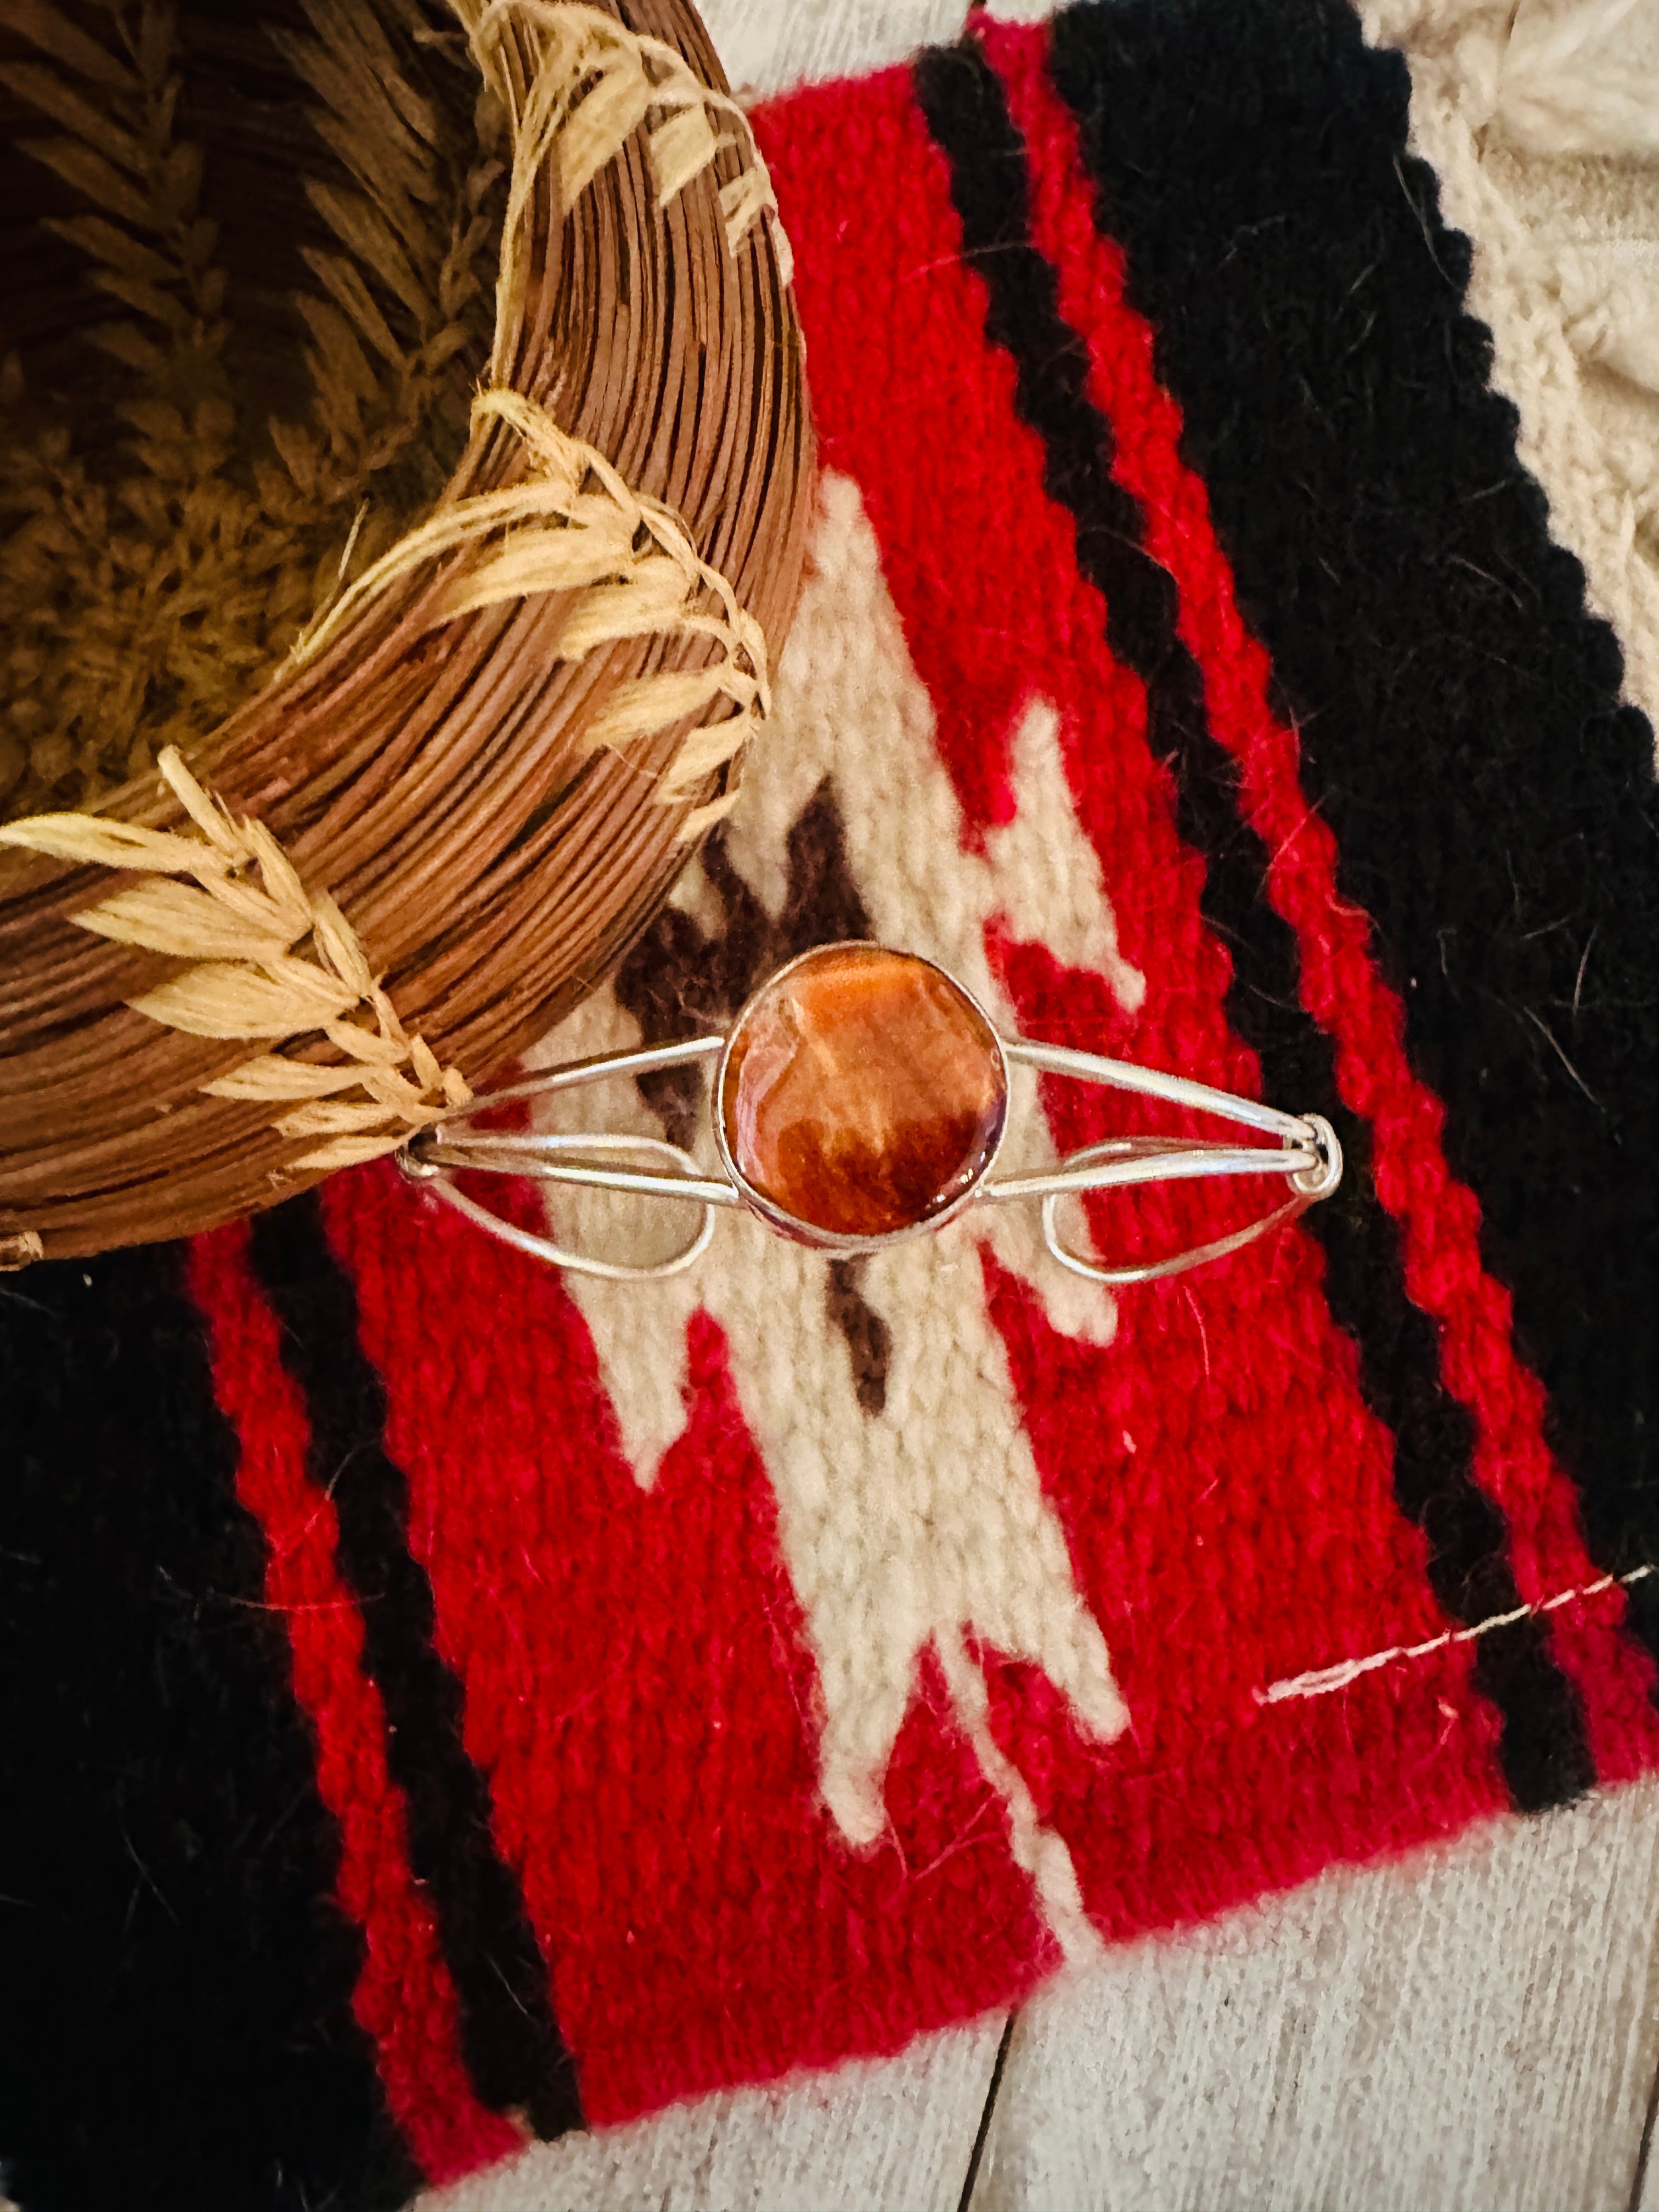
xmin=416 ymin=1132 xmax=742 ymax=1209
xmin=400 ymin=1022 xmax=1341 ymax=1282
xmin=998 ymin=1035 xmax=1313 ymax=1143
xmin=403 ymin=1128 xmax=721 ymax=1279
xmin=983 ymin=1142 xmax=1323 ymax=1203
xmin=444 ymin=1034 xmax=725 ymax=1112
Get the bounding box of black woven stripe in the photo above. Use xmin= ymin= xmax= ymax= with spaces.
xmin=1049 ymin=0 xmax=1659 ymax=1688
xmin=247 ymin=1193 xmax=583 ymax=2140
xmin=913 ymin=36 xmax=1594 ymax=1811
xmin=0 ymin=1244 xmax=417 ymax=2212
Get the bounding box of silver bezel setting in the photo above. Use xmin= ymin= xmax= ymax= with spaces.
xmin=711 ymin=942 xmax=1012 ymax=1255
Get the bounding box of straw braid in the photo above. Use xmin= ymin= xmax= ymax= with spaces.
xmin=459 ymin=0 xmax=793 ymax=354
xmin=445 ymin=0 xmax=785 ymax=832
xmin=291 ymin=386 xmax=770 ymax=839
xmin=285 ymin=1 xmax=778 ymax=838
xmin=0 ymin=748 xmax=472 ymax=1174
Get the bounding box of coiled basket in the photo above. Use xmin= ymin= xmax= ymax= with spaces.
xmin=0 ymin=0 xmax=814 ymax=1263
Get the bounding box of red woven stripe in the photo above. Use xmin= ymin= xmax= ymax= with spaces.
xmin=187 ymin=1227 xmax=518 ymax=2186
xmin=755 ymin=61 xmax=1519 ymax=1926
xmin=320 ymin=1165 xmax=1053 ymax=2124
xmin=985 ymin=15 xmax=1659 ymax=1781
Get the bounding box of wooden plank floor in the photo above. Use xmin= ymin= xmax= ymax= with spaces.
xmin=425 ymin=1776 xmax=1659 ymax=2212
xmin=975 ymin=1779 xmax=1659 ymax=2212
xmin=424 ymin=3 xmax=1659 ymax=2205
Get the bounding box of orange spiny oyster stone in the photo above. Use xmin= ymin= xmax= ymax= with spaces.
xmin=719 ymin=945 xmax=1007 ymax=1242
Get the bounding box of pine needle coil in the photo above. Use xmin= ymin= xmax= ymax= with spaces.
xmin=0 ymin=0 xmax=815 ymax=1262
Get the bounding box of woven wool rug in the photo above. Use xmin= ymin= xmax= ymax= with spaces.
xmin=6 ymin=2 xmax=1659 ymax=2205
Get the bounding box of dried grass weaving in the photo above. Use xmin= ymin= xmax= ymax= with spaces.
xmin=0 ymin=0 xmax=814 ymax=1261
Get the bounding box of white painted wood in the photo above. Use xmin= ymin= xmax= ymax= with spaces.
xmin=1640 ymin=2106 xmax=1659 ymax=2212
xmin=420 ymin=2011 xmax=1009 ymax=2212
xmin=970 ymin=1776 xmax=1659 ymax=2212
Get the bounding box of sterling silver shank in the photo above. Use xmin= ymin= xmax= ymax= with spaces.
xmin=398 ymin=1026 xmax=1342 ymax=1283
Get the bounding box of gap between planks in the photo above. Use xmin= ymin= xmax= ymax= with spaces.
xmin=963 ymin=1776 xmax=1659 ymax=2212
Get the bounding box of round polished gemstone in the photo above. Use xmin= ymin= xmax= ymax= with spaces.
xmin=719 ymin=945 xmax=1008 ymax=1243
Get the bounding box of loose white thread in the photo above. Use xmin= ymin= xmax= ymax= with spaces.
xmin=1255 ymin=1562 xmax=1656 ymax=1705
